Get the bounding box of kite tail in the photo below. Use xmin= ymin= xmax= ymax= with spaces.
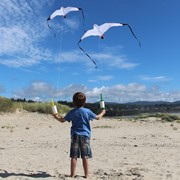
xmin=78 ymin=40 xmax=97 ymax=68
xmin=79 ymin=8 xmax=85 ymax=25
xmin=47 ymin=20 xmax=56 ymax=38
xmin=79 ymin=8 xmax=86 ymax=33
xmin=124 ymin=24 xmax=141 ymax=47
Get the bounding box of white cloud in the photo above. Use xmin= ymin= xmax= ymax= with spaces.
xmin=92 ymin=47 xmax=139 ymax=69
xmin=88 ymin=75 xmax=113 ymax=83
xmin=102 ymin=55 xmax=138 ymax=69
xmin=13 ymin=82 xmax=88 ymax=102
xmin=12 ymin=81 xmax=180 ymax=103
xmin=13 ymin=81 xmax=56 ymax=101
xmin=56 ymin=50 xmax=82 ymax=63
xmin=64 ymin=17 xmax=81 ymax=30
xmin=140 ymin=75 xmax=172 ymax=82
xmin=54 ymin=46 xmax=138 ymax=70
xmin=0 ymin=0 xmax=55 ymax=67
xmin=98 ymin=75 xmax=113 ymax=81
xmin=0 ymin=26 xmax=30 ymax=54
xmin=56 ymin=84 xmax=88 ymax=99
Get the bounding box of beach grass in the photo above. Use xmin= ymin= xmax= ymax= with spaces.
xmin=0 ymin=96 xmax=15 ymax=112
xmin=0 ymin=96 xmax=71 ymax=114
xmin=136 ymin=113 xmax=180 ymax=122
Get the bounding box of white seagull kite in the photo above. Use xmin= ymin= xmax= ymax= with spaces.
xmin=78 ymin=23 xmax=141 ymax=68
xmin=47 ymin=6 xmax=85 ymax=36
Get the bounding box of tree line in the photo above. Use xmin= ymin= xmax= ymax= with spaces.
xmin=10 ymin=98 xmax=180 ymax=116
xmin=58 ymin=101 xmax=180 ymax=116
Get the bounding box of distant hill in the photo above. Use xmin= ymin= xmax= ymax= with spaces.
xmin=172 ymin=101 xmax=180 ymax=105
xmin=95 ymin=101 xmax=180 ymax=106
xmin=87 ymin=100 xmax=180 ymax=116
xmin=124 ymin=101 xmax=172 ymax=105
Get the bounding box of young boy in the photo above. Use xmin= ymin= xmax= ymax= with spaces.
xmin=53 ymin=92 xmax=106 ymax=178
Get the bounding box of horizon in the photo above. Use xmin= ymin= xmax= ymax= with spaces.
xmin=7 ymin=96 xmax=180 ymax=104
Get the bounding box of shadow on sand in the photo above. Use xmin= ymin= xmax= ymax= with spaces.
xmin=0 ymin=169 xmax=54 ymax=178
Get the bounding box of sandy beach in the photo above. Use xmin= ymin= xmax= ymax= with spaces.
xmin=0 ymin=111 xmax=180 ymax=180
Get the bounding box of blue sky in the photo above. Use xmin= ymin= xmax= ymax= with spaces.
xmin=0 ymin=0 xmax=180 ymax=103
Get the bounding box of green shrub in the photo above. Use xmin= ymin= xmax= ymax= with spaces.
xmin=0 ymin=96 xmax=16 ymax=112
xmin=0 ymin=97 xmax=71 ymax=114
xmin=136 ymin=113 xmax=180 ymax=122
xmin=136 ymin=113 xmax=150 ymax=119
xmin=18 ymin=102 xmax=71 ymax=114
xmin=161 ymin=114 xmax=179 ymax=122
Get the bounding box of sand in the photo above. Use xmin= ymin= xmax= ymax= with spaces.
xmin=0 ymin=111 xmax=180 ymax=180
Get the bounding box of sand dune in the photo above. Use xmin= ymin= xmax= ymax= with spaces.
xmin=0 ymin=111 xmax=180 ymax=179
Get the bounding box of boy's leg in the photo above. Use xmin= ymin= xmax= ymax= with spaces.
xmin=82 ymin=157 xmax=88 ymax=178
xmin=80 ymin=136 xmax=92 ymax=178
xmin=70 ymin=158 xmax=77 ymax=178
xmin=70 ymin=135 xmax=80 ymax=177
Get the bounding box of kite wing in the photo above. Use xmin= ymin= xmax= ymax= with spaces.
xmin=47 ymin=6 xmax=85 ymax=37
xmin=98 ymin=23 xmax=123 ymax=35
xmin=99 ymin=23 xmax=141 ymax=47
xmin=64 ymin=7 xmax=80 ymax=14
xmin=81 ymin=23 xmax=123 ymax=40
xmin=47 ymin=8 xmax=64 ymax=37
xmin=63 ymin=7 xmax=85 ymax=26
xmin=80 ymin=28 xmax=100 ymax=40
xmin=47 ymin=7 xmax=80 ymax=20
xmin=48 ymin=9 xmax=64 ymax=20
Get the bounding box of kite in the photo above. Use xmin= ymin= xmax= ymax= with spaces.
xmin=78 ymin=23 xmax=141 ymax=68
xmin=47 ymin=6 xmax=85 ymax=36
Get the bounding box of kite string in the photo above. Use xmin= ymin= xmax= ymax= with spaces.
xmin=56 ymin=32 xmax=63 ymax=101
xmin=98 ymin=38 xmax=104 ymax=95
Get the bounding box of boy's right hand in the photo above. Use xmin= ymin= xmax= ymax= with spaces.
xmin=53 ymin=113 xmax=59 ymax=119
xmin=53 ymin=114 xmax=65 ymax=123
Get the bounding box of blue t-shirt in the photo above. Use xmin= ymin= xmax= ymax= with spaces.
xmin=64 ymin=107 xmax=97 ymax=138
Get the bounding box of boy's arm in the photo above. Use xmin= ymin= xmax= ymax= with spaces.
xmin=53 ymin=114 xmax=66 ymax=123
xmin=95 ymin=109 xmax=106 ymax=120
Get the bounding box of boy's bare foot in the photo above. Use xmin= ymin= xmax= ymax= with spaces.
xmin=70 ymin=174 xmax=75 ymax=178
